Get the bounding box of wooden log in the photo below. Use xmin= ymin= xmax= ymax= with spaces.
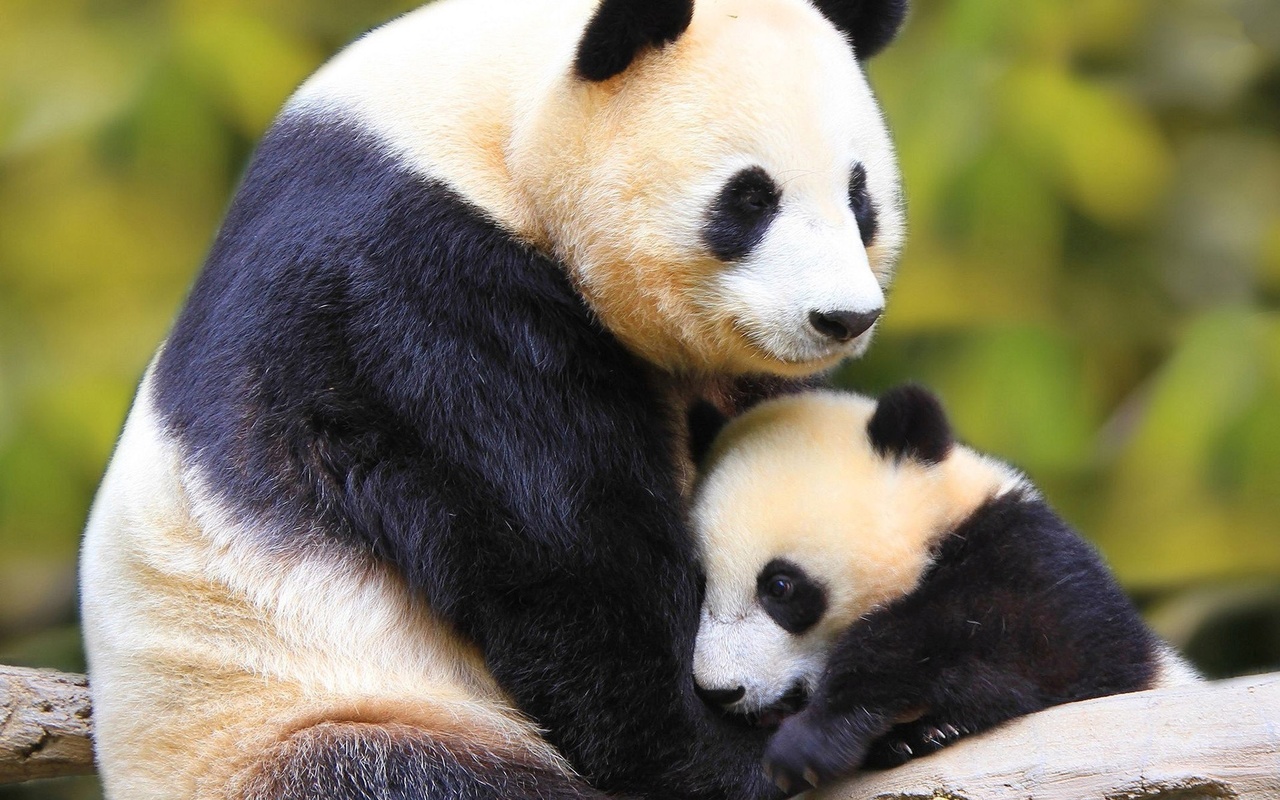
xmin=0 ymin=666 xmax=94 ymax=783
xmin=821 ymin=673 xmax=1280 ymax=800
xmin=0 ymin=666 xmax=1277 ymax=796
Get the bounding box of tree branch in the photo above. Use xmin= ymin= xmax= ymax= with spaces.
xmin=822 ymin=673 xmax=1280 ymax=800
xmin=0 ymin=666 xmax=94 ymax=783
xmin=1 ymin=666 xmax=1277 ymax=798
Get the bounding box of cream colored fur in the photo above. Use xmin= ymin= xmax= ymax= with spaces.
xmin=691 ymin=392 xmax=1200 ymax=710
xmin=1152 ymin=644 xmax=1203 ymax=688
xmin=294 ymin=0 xmax=904 ymax=375
xmin=83 ymin=0 xmax=908 ymax=793
xmin=691 ymin=392 xmax=1024 ymax=710
xmin=81 ymin=371 xmax=567 ymax=799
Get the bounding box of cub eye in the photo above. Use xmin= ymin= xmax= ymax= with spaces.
xmin=756 ymin=558 xmax=827 ymax=634
xmin=764 ymin=574 xmax=795 ymax=601
xmin=848 ymin=163 xmax=878 ymax=246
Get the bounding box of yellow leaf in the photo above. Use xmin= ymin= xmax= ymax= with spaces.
xmin=1000 ymin=66 xmax=1173 ymax=226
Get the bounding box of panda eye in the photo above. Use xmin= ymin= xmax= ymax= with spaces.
xmin=757 ymin=559 xmax=827 ymax=634
xmin=703 ymin=167 xmax=782 ymax=262
xmin=848 ymin=163 xmax=878 ymax=246
xmin=734 ymin=182 xmax=777 ymax=214
xmin=727 ymin=168 xmax=781 ymax=216
xmin=765 ymin=574 xmax=795 ymax=600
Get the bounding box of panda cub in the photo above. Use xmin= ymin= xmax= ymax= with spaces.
xmin=688 ymin=386 xmax=1198 ymax=795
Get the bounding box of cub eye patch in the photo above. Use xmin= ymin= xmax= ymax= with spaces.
xmin=848 ymin=163 xmax=878 ymax=246
xmin=757 ymin=558 xmax=828 ymax=634
xmin=703 ymin=167 xmax=782 ymax=262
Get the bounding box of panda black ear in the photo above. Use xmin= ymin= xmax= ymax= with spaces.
xmin=867 ymin=384 xmax=952 ymax=464
xmin=687 ymin=400 xmax=730 ymax=467
xmin=574 ymin=0 xmax=695 ymax=81
xmin=810 ymin=0 xmax=909 ymax=59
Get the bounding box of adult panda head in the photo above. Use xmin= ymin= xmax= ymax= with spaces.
xmin=688 ymin=387 xmax=1024 ymax=720
xmin=524 ymin=0 xmax=909 ymax=375
xmin=296 ymin=0 xmax=908 ymax=376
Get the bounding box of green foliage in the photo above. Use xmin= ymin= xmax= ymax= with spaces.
xmin=844 ymin=0 xmax=1280 ymax=594
xmin=0 ymin=0 xmax=1278 ymax=795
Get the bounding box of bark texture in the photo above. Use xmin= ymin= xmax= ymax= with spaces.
xmin=0 ymin=666 xmax=94 ymax=783
xmin=1 ymin=667 xmax=1277 ymax=798
xmin=823 ymin=673 xmax=1280 ymax=800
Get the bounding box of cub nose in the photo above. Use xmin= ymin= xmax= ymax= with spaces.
xmin=809 ymin=308 xmax=882 ymax=342
xmin=695 ymin=684 xmax=746 ymax=708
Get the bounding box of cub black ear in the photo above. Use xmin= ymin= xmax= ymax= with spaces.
xmin=867 ymin=384 xmax=952 ymax=464
xmin=810 ymin=0 xmax=908 ymax=59
xmin=574 ymin=0 xmax=695 ymax=81
xmin=687 ymin=400 xmax=730 ymax=467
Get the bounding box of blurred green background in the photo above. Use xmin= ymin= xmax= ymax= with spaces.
xmin=1 ymin=0 xmax=1278 ymax=796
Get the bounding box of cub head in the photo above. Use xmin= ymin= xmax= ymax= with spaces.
xmin=688 ymin=386 xmax=1021 ymax=721
xmin=510 ymin=0 xmax=909 ymax=375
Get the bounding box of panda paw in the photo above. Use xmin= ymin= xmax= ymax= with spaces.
xmin=863 ymin=718 xmax=969 ymax=769
xmin=763 ymin=713 xmax=873 ymax=797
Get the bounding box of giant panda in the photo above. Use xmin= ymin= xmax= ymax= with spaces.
xmin=688 ymin=386 xmax=1200 ymax=796
xmin=78 ymin=0 xmax=909 ymax=798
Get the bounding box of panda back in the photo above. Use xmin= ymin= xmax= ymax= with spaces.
xmin=288 ymin=0 xmax=597 ymax=236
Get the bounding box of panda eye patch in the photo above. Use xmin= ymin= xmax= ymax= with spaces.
xmin=848 ymin=163 xmax=878 ymax=246
xmin=703 ymin=167 xmax=782 ymax=262
xmin=757 ymin=558 xmax=827 ymax=634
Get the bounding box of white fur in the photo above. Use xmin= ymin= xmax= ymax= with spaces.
xmin=81 ymin=370 xmax=561 ymax=798
xmin=690 ymin=392 xmax=1198 ymax=713
xmin=694 ymin=606 xmax=829 ymax=713
xmin=288 ymin=0 xmax=906 ymax=373
xmin=715 ymin=206 xmax=885 ymax=364
xmin=83 ymin=0 xmax=910 ymax=793
xmin=289 ymin=0 xmax=592 ymax=237
xmin=690 ymin=392 xmax=1028 ymax=710
xmin=1153 ymin=644 xmax=1203 ymax=688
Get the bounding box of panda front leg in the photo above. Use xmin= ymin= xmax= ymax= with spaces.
xmin=761 ymin=613 xmax=944 ymax=795
xmin=861 ymin=660 xmax=1046 ymax=769
xmin=861 ymin=715 xmax=972 ymax=768
xmin=763 ymin=705 xmax=894 ymax=796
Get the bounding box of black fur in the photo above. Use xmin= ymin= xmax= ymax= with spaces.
xmin=763 ymin=489 xmax=1164 ymax=795
xmin=688 ymin=378 xmax=826 ymax=467
xmin=866 ymin=384 xmax=953 ymax=464
xmin=810 ymin=0 xmax=908 ymax=59
xmin=575 ymin=0 xmax=694 ymax=81
xmin=723 ymin=374 xmax=828 ymax=415
xmin=848 ymin=164 xmax=878 ymax=246
xmin=154 ymin=112 xmax=782 ymax=800
xmin=239 ymin=723 xmax=612 ymax=800
xmin=688 ymin=400 xmax=730 ymax=467
xmin=703 ymin=167 xmax=782 ymax=262
xmin=757 ymin=560 xmax=828 ymax=635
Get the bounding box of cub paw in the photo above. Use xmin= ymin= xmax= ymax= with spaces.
xmin=863 ymin=718 xmax=969 ymax=769
xmin=763 ymin=714 xmax=872 ymax=797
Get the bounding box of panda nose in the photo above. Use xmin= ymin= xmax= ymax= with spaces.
xmin=695 ymin=684 xmax=746 ymax=708
xmin=809 ymin=308 xmax=881 ymax=342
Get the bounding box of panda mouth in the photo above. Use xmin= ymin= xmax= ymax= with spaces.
xmin=731 ymin=684 xmax=809 ymax=729
xmin=738 ymin=325 xmax=852 ymax=368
